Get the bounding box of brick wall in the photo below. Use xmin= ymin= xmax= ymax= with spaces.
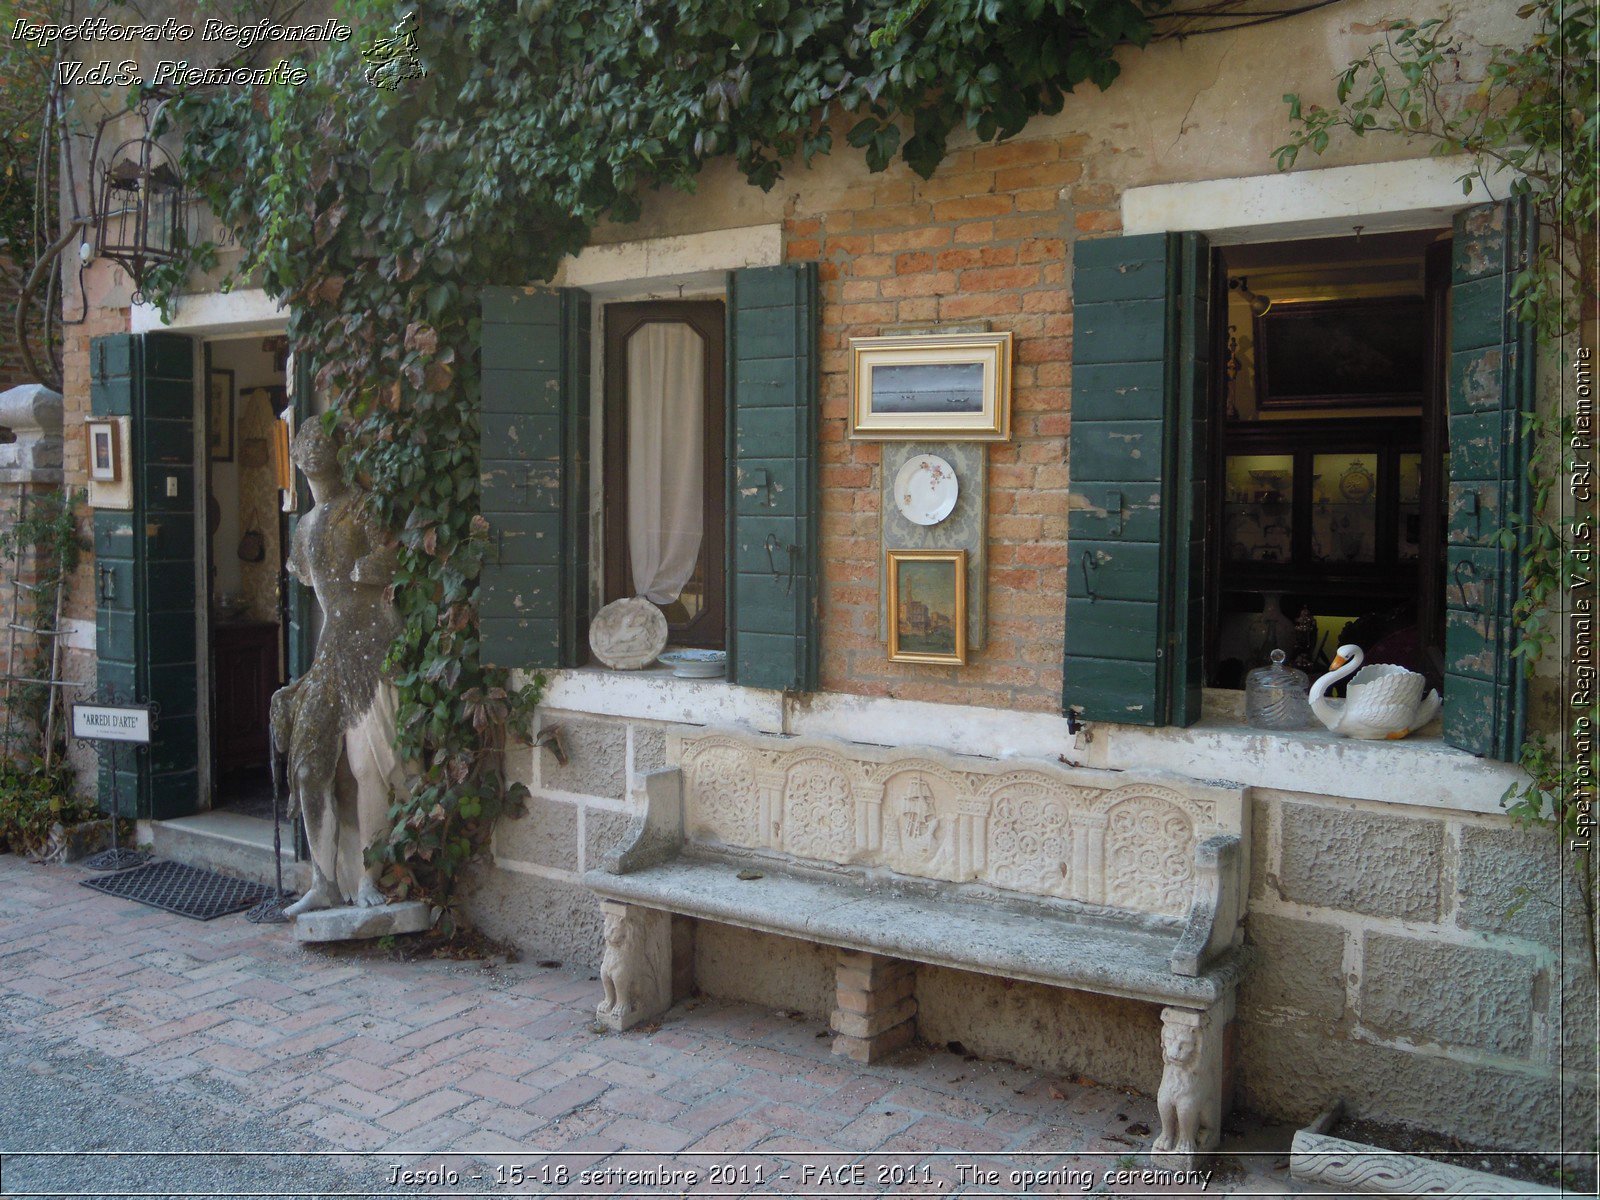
xmin=59 ymin=304 xmax=131 ymax=630
xmin=787 ymin=134 xmax=1113 ymax=712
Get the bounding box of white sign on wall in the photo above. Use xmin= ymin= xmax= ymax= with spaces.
xmin=70 ymin=703 xmax=152 ymax=744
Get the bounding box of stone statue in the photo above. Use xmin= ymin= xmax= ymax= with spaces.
xmin=1153 ymin=1009 xmax=1210 ymax=1162
xmin=595 ymin=901 xmax=671 ymax=1030
xmin=271 ymin=420 xmax=406 ymax=916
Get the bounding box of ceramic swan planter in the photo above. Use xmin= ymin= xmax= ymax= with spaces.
xmin=1310 ymin=644 xmax=1441 ymax=740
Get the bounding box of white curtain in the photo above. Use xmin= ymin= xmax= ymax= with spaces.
xmin=627 ymin=322 xmax=704 ymax=604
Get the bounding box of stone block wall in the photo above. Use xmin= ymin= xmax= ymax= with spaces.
xmin=468 ymin=721 xmax=1596 ymax=1150
xmin=463 ymin=711 xmax=670 ymax=969
xmin=1240 ymin=791 xmax=1595 ymax=1149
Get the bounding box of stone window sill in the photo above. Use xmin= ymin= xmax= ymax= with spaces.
xmin=526 ymin=668 xmax=1523 ymax=817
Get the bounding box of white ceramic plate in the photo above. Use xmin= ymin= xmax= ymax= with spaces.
xmin=893 ymin=454 xmax=959 ymax=526
xmin=658 ymin=649 xmax=727 ymax=679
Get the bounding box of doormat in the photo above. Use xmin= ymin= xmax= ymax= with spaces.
xmin=81 ymin=859 xmax=271 ymax=921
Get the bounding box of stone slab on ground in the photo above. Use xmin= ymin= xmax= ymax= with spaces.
xmin=293 ymin=900 xmax=433 ymax=942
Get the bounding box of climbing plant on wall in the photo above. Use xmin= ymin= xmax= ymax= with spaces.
xmin=1279 ymin=0 xmax=1598 ymax=961
xmin=161 ymin=0 xmax=1175 ymax=917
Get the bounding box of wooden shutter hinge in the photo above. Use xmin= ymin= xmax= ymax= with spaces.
xmin=744 ymin=467 xmax=778 ymax=508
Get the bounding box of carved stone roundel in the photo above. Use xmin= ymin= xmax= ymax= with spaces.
xmin=1105 ymin=796 xmax=1194 ymax=915
xmin=988 ymin=783 xmax=1071 ymax=898
xmin=684 ymin=743 xmax=757 ymax=845
xmin=589 ymin=597 xmax=668 ymax=669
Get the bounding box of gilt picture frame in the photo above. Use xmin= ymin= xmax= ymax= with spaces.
xmin=887 ymin=548 xmax=967 ymax=665
xmin=85 ymin=419 xmax=121 ymax=483
xmin=850 ymin=333 xmax=1012 ymax=440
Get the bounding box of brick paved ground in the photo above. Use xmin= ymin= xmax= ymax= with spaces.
xmin=0 ymin=856 xmax=1303 ymax=1195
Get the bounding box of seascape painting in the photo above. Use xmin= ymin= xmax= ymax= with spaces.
xmin=870 ymin=362 xmax=985 ymax=414
xmin=849 ymin=333 xmax=1012 ymax=440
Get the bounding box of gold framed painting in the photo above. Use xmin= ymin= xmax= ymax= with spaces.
xmin=887 ymin=548 xmax=967 ymax=665
xmin=85 ymin=419 xmax=121 ymax=483
xmin=849 ymin=332 xmax=1012 ymax=440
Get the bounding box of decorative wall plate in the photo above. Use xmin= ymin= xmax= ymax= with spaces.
xmin=893 ymin=454 xmax=959 ymax=526
xmin=589 ymin=597 xmax=668 ymax=670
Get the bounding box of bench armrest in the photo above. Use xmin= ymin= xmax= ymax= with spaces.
xmin=1170 ymin=833 xmax=1242 ymax=978
xmin=602 ymin=767 xmax=685 ymax=875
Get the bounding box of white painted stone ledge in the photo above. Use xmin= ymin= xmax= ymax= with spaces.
xmin=528 ymin=666 xmax=1526 ymax=817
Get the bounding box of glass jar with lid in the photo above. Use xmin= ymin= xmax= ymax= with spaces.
xmin=1245 ymin=649 xmax=1316 ymax=731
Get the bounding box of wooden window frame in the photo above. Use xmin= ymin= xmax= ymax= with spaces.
xmin=602 ymin=299 xmax=727 ymax=651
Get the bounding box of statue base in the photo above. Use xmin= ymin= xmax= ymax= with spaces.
xmin=293 ymin=900 xmax=434 ymax=943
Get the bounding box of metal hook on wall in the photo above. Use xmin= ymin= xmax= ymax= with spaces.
xmin=1452 ymin=558 xmax=1481 ymax=613
xmin=1080 ymin=550 xmax=1099 ymax=603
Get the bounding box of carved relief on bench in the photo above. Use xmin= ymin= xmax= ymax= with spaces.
xmin=676 ymin=732 xmax=1244 ymax=920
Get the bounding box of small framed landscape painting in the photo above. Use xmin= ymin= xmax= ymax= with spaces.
xmin=86 ymin=419 xmax=120 ymax=483
xmin=850 ymin=333 xmax=1012 ymax=440
xmin=887 ymin=548 xmax=967 ymax=665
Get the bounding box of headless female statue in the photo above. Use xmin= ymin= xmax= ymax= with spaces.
xmin=271 ymin=420 xmax=405 ymax=916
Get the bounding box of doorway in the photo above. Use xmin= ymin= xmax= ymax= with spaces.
xmin=201 ymin=336 xmax=289 ymax=816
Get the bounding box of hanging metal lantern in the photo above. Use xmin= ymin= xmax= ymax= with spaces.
xmin=90 ymin=99 xmax=188 ymax=304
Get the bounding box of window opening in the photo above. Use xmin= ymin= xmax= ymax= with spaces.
xmin=1208 ymin=230 xmax=1450 ymax=695
xmin=603 ymin=300 xmax=726 ymax=650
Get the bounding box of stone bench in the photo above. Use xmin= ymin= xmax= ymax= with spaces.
xmin=581 ymin=729 xmax=1250 ymax=1165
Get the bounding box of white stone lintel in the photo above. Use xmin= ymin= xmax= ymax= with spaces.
xmin=131 ymin=287 xmax=286 ymax=335
xmin=551 ymin=223 xmax=783 ymax=296
xmin=1122 ymin=155 xmax=1511 ymax=243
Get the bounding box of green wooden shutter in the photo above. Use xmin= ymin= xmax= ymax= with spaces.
xmin=479 ymin=286 xmax=590 ymax=669
xmin=1063 ymin=232 xmax=1210 ymax=727
xmin=1443 ymin=198 xmax=1536 ymax=759
xmin=91 ymin=331 xmax=199 ymax=819
xmin=284 ymin=348 xmax=316 ymax=682
xmin=726 ymin=263 xmax=820 ymax=692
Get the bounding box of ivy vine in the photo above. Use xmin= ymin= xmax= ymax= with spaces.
xmin=164 ymin=0 xmax=1168 ymax=918
xmin=0 ymin=489 xmax=96 ymax=856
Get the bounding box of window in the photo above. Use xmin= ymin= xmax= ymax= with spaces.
xmin=478 ymin=263 xmax=821 ymax=692
xmin=602 ymin=301 xmax=725 ymax=649
xmin=1208 ymin=231 xmax=1450 ymax=695
xmin=1062 ymin=200 xmax=1534 ymax=760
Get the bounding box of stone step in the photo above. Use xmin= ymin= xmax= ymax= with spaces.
xmin=151 ymin=811 xmax=310 ymax=892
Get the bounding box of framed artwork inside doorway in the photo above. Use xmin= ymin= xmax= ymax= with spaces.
xmin=208 ymin=368 xmax=235 ymax=462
